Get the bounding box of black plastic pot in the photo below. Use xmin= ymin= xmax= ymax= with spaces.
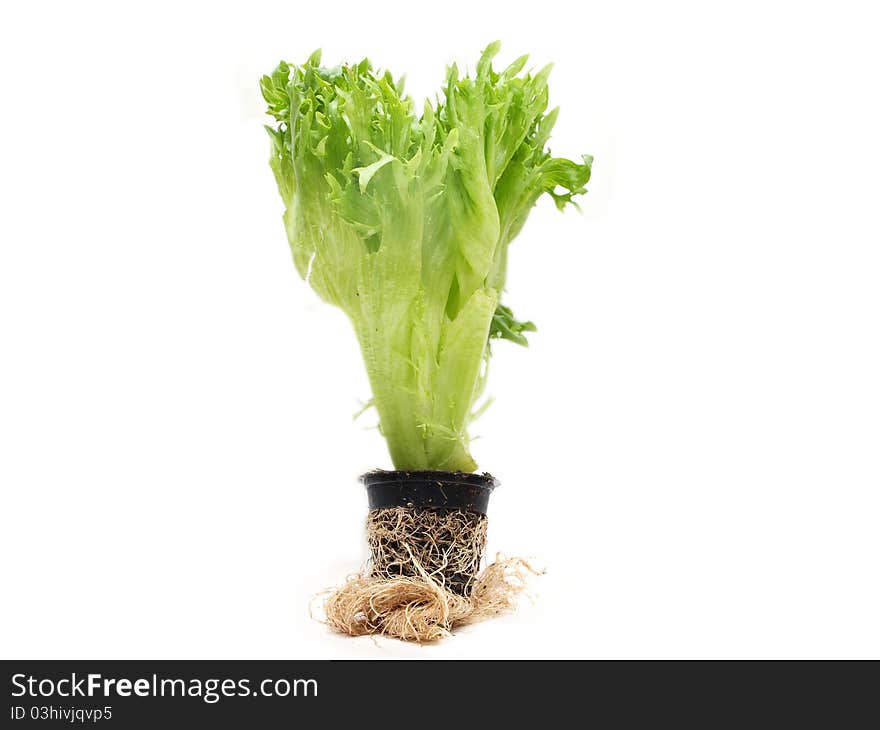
xmin=362 ymin=470 xmax=498 ymax=514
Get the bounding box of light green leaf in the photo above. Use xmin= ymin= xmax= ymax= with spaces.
xmin=261 ymin=44 xmax=591 ymax=471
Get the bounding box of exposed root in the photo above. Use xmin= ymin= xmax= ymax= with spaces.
xmin=367 ymin=507 xmax=487 ymax=596
xmin=322 ymin=507 xmax=541 ymax=643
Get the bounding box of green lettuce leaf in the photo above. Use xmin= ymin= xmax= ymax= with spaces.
xmin=261 ymin=42 xmax=591 ymax=471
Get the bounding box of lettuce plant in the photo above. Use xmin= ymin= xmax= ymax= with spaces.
xmin=261 ymin=43 xmax=591 ymax=472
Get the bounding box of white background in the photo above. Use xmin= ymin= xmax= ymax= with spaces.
xmin=1 ymin=0 xmax=878 ymax=659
